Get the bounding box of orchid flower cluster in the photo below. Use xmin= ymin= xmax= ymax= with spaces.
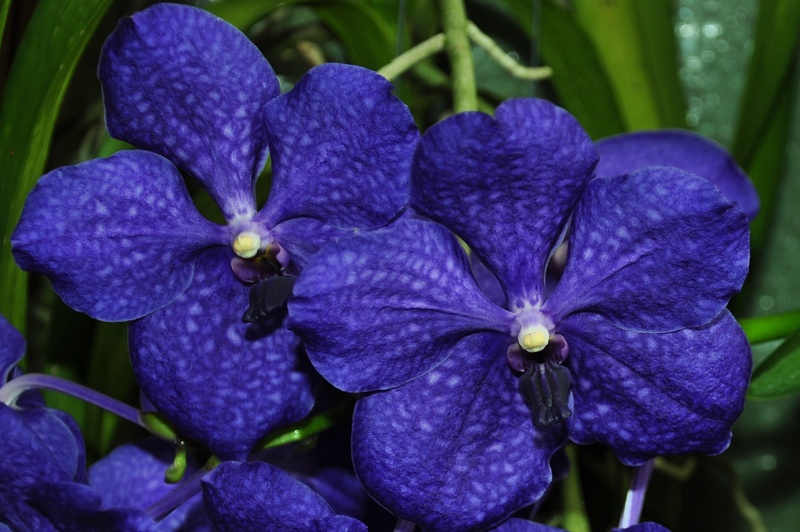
xmin=1 ymin=4 xmax=758 ymax=531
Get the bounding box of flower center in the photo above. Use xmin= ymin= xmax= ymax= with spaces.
xmin=509 ymin=309 xmax=572 ymax=427
xmin=518 ymin=323 xmax=550 ymax=352
xmin=232 ymin=231 xmax=262 ymax=259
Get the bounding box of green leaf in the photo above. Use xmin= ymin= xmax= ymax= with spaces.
xmin=206 ymin=0 xmax=393 ymax=69
xmin=732 ymin=0 xmax=800 ymax=168
xmin=0 ymin=0 xmax=113 ymax=330
xmin=500 ymin=0 xmax=626 ymax=139
xmin=749 ymin=328 xmax=800 ymax=398
xmin=0 ymin=0 xmax=11 ymax=48
xmin=573 ymin=0 xmax=684 ymax=130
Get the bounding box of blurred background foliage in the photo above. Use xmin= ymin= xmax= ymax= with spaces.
xmin=1 ymin=0 xmax=798 ymax=530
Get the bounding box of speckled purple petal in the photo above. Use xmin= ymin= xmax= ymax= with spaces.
xmin=202 ymin=461 xmax=367 ymax=532
xmin=0 ymin=314 xmax=25 ymax=382
xmin=27 ymin=481 xmax=155 ymax=531
xmin=270 ymin=217 xmax=349 ymax=272
xmin=258 ymin=63 xmax=418 ymax=230
xmin=0 ymin=405 xmax=74 ymax=530
xmin=493 ymin=520 xmax=564 ymax=531
xmin=99 ymin=3 xmax=278 ymax=220
xmin=88 ymin=440 xmax=209 ymax=530
xmin=17 ymin=408 xmax=83 ymax=482
xmin=353 ymin=332 xmax=566 ymax=532
xmin=12 ymin=150 xmax=226 ymax=322
xmin=545 ymin=168 xmax=749 ymax=332
xmin=560 ymin=310 xmax=751 ymax=465
xmin=129 ymin=247 xmax=315 ymax=461
xmin=289 ymin=218 xmax=513 ymax=393
xmin=596 ymin=130 xmax=758 ymax=220
xmin=411 ymin=98 xmax=597 ymax=308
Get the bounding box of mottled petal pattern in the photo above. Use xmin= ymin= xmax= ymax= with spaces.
xmin=353 ymin=333 xmax=567 ymax=531
xmin=269 ymin=217 xmax=349 ymax=272
xmin=201 ymin=461 xmax=366 ymax=532
xmin=0 ymin=405 xmax=73 ymax=530
xmin=411 ymin=99 xmax=597 ymax=308
xmin=596 ymin=130 xmax=759 ymax=220
xmin=260 ymin=63 xmax=418 ymax=230
xmin=260 ymin=63 xmax=419 ymax=231
xmin=560 ymin=311 xmax=751 ymax=465
xmin=99 ymin=3 xmax=278 ymax=219
xmin=12 ymin=151 xmax=225 ymax=322
xmin=545 ymin=168 xmax=749 ymax=332
xmin=289 ymin=219 xmax=513 ymax=392
xmin=27 ymin=481 xmax=155 ymax=531
xmin=129 ymin=247 xmax=315 ymax=460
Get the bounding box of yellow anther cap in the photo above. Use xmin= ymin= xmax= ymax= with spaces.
xmin=518 ymin=324 xmax=550 ymax=353
xmin=232 ymin=231 xmax=262 ymax=259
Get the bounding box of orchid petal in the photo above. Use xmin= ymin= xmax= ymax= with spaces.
xmin=88 ymin=440 xmax=209 ymax=530
xmin=259 ymin=63 xmax=417 ymax=230
xmin=289 ymin=218 xmax=512 ymax=392
xmin=411 ymin=98 xmax=597 ymax=308
xmin=561 ymin=311 xmax=751 ymax=465
xmin=129 ymin=247 xmax=315 ymax=460
xmin=353 ymin=333 xmax=566 ymax=531
xmin=201 ymin=461 xmax=366 ymax=532
xmin=12 ymin=151 xmax=225 ymax=322
xmin=545 ymin=168 xmax=749 ymax=332
xmin=596 ymin=130 xmax=758 ymax=220
xmin=99 ymin=3 xmax=278 ymax=220
xmin=0 ymin=314 xmax=25 ymax=382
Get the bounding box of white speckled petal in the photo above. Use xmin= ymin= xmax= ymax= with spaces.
xmin=561 ymin=310 xmax=751 ymax=465
xmin=411 ymin=98 xmax=597 ymax=308
xmin=544 ymin=167 xmax=749 ymax=332
xmin=12 ymin=151 xmax=225 ymax=322
xmin=596 ymin=130 xmax=759 ymax=220
xmin=353 ymin=332 xmax=567 ymax=532
xmin=129 ymin=247 xmax=315 ymax=461
xmin=99 ymin=4 xmax=278 ymax=220
xmin=202 ymin=461 xmax=366 ymax=532
xmin=258 ymin=63 xmax=418 ymax=230
xmin=289 ymin=218 xmax=513 ymax=393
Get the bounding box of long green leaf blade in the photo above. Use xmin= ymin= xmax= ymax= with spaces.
xmin=0 ymin=0 xmax=113 ymax=329
xmin=749 ymin=328 xmax=800 ymax=398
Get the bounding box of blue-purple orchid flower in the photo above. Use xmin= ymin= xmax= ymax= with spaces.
xmin=201 ymin=460 xmax=575 ymax=532
xmin=0 ymin=315 xmax=210 ymax=530
xmin=288 ymin=99 xmax=753 ymax=530
xmin=11 ymin=4 xmax=418 ymax=461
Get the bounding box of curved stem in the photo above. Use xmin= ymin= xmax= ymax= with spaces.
xmin=619 ymin=459 xmax=654 ymax=528
xmin=0 ymin=373 xmax=144 ymax=428
xmin=467 ymin=22 xmax=552 ymax=81
xmin=378 ymin=33 xmax=446 ymax=82
xmin=438 ymin=0 xmax=477 ymax=112
xmin=145 ymin=458 xmax=217 ymax=522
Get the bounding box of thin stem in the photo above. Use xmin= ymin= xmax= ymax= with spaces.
xmin=144 ymin=459 xmax=217 ymax=522
xmin=437 ymin=0 xmax=477 ymax=112
xmin=619 ymin=459 xmax=655 ymax=528
xmin=0 ymin=373 xmax=143 ymax=428
xmin=467 ymin=22 xmax=552 ymax=81
xmin=378 ymin=33 xmax=446 ymax=82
